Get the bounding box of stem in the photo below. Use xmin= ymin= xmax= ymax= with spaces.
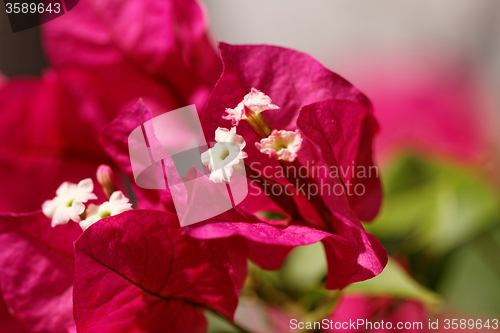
xmin=301 ymin=290 xmax=342 ymax=333
xmin=205 ymin=308 xmax=252 ymax=333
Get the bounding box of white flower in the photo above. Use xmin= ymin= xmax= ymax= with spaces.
xmin=223 ymin=88 xmax=279 ymax=126
xmin=201 ymin=127 xmax=248 ymax=183
xmin=42 ymin=178 xmax=98 ymax=227
xmin=79 ymin=191 xmax=133 ymax=231
xmin=255 ymin=129 xmax=303 ymax=162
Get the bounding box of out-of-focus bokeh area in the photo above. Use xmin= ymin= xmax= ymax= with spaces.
xmin=1 ymin=0 xmax=500 ymax=331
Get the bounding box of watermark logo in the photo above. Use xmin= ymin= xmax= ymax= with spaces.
xmin=128 ymin=105 xmax=248 ymax=227
xmin=3 ymin=0 xmax=78 ymax=33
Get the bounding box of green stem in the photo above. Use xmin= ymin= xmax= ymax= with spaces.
xmin=205 ymin=308 xmax=252 ymax=333
xmin=301 ymin=290 xmax=342 ymax=333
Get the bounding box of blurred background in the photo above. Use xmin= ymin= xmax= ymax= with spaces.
xmin=1 ymin=0 xmax=500 ymax=331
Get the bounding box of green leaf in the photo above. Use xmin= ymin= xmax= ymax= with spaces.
xmin=280 ymin=242 xmax=327 ymax=292
xmin=365 ymin=155 xmax=500 ymax=255
xmin=206 ymin=310 xmax=238 ymax=333
xmin=344 ymin=258 xmax=441 ymax=307
xmin=437 ymin=233 xmax=500 ymax=315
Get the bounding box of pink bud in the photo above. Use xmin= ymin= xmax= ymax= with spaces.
xmin=96 ymin=165 xmax=116 ymax=199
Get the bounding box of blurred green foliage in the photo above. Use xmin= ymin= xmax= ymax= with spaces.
xmin=366 ymin=154 xmax=500 ymax=315
xmin=365 ymin=155 xmax=500 ymax=255
xmin=344 ymin=258 xmax=440 ymax=307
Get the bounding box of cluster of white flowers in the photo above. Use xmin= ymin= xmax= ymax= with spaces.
xmin=42 ymin=176 xmax=132 ymax=230
xmin=205 ymin=88 xmax=303 ymax=184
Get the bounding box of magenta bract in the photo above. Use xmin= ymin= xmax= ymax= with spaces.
xmin=0 ymin=211 xmax=81 ymax=332
xmin=73 ymin=210 xmax=239 ymax=333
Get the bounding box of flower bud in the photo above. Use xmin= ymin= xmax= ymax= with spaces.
xmin=96 ymin=165 xmax=116 ymax=199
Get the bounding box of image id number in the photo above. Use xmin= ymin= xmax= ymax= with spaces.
xmin=5 ymin=2 xmax=61 ymax=14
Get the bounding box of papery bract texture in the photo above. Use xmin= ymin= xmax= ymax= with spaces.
xmin=99 ymin=43 xmax=387 ymax=290
xmin=73 ymin=210 xmax=238 ymax=333
xmin=0 ymin=211 xmax=82 ymax=332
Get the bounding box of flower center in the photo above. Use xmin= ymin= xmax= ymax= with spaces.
xmin=66 ymin=199 xmax=74 ymax=207
xmin=100 ymin=211 xmax=112 ymax=218
xmin=255 ymin=129 xmax=303 ymax=162
xmin=276 ymin=143 xmax=288 ymax=151
xmin=219 ymin=148 xmax=230 ymax=160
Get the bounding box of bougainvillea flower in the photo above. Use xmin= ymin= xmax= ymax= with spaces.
xmin=180 ymin=43 xmax=385 ymax=288
xmin=223 ymin=88 xmax=280 ymax=126
xmin=0 ymin=211 xmax=82 ymax=332
xmin=79 ymin=191 xmax=133 ymax=230
xmin=201 ymin=43 xmax=382 ymax=222
xmin=201 ymin=127 xmax=248 ymax=183
xmin=101 ymin=89 xmax=387 ymax=290
xmin=73 ymin=210 xmax=238 ymax=333
xmin=42 ymin=178 xmax=98 ymax=226
xmin=96 ymin=164 xmax=117 ymax=198
xmin=323 ymin=295 xmax=428 ymax=332
xmin=255 ymin=129 xmax=303 ymax=162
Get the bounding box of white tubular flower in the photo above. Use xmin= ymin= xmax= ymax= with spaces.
xmin=80 ymin=191 xmax=133 ymax=231
xmin=42 ymin=178 xmax=98 ymax=227
xmin=223 ymin=88 xmax=279 ymax=126
xmin=256 ymin=129 xmax=303 ymax=162
xmin=201 ymin=127 xmax=248 ymax=183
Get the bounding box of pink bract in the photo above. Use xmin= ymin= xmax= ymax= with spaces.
xmin=0 ymin=0 xmax=221 ymax=214
xmin=101 ymin=48 xmax=388 ymax=289
xmin=0 ymin=211 xmax=82 ymax=332
xmin=42 ymin=0 xmax=221 ymax=114
xmin=73 ymin=210 xmax=238 ymax=333
xmin=324 ymin=295 xmax=428 ymax=333
xmin=200 ymin=42 xmax=382 ymax=222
